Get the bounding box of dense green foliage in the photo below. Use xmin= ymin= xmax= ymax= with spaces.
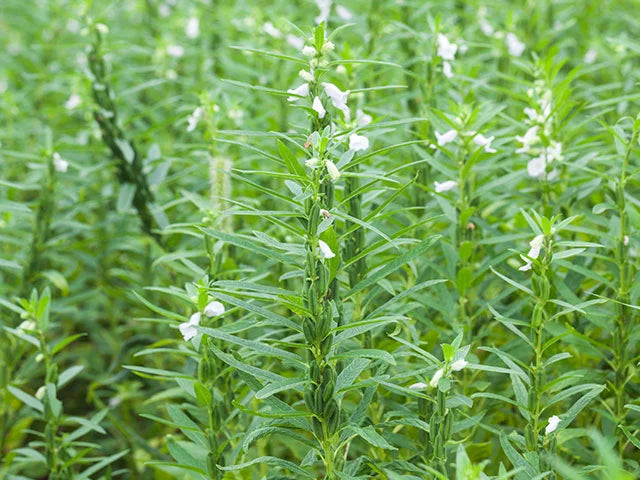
xmin=1 ymin=1 xmax=640 ymax=479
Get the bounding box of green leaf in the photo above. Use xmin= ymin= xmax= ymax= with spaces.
xmin=346 ymin=235 xmax=440 ymax=297
xmin=8 ymin=386 xmax=44 ymax=412
xmin=348 ymin=425 xmax=397 ymax=450
xmin=278 ymin=140 xmax=307 ymax=179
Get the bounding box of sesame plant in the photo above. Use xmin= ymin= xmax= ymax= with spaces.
xmin=2 ymin=1 xmax=640 ymax=479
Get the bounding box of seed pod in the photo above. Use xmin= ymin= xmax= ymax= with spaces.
xmin=444 ymin=411 xmax=453 ymax=438
xmin=46 ymin=364 xmax=58 ymax=385
xmin=525 ymin=424 xmax=536 ymax=451
xmin=316 ymin=308 xmax=332 ymax=341
xmin=307 ymin=202 xmax=320 ymax=236
xmin=45 ymin=422 xmax=55 ymax=445
xmin=303 ymin=318 xmax=315 ymax=343
xmin=327 ymin=407 xmax=340 ymax=434
xmin=198 ymin=359 xmax=210 ymax=384
xmin=207 ymin=452 xmax=218 ymax=477
xmin=304 ymin=197 xmax=313 ymax=215
xmin=304 ymin=389 xmax=315 ymax=412
xmin=320 ymin=334 xmax=333 ymax=356
xmin=317 ymin=262 xmax=328 ymax=293
xmin=308 ymin=292 xmax=319 ymax=317
xmin=312 ymin=417 xmax=323 ymax=438
xmin=532 ymin=303 xmax=544 ymax=328
xmin=528 ymin=388 xmax=536 ymax=412
xmin=314 ymin=387 xmax=324 ymax=413
xmin=322 ymin=379 xmax=335 ymax=402
xmin=323 ymin=398 xmax=337 ymax=420
xmin=208 ymin=429 xmax=218 ymax=453
xmin=310 ymin=361 xmax=321 ymax=383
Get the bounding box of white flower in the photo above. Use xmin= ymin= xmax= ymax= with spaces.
xmin=516 ymin=126 xmax=540 ymax=153
xmin=179 ymin=312 xmax=201 ymax=341
xmin=320 ymin=209 xmax=331 ymax=219
xmin=450 ymin=359 xmax=468 ymax=371
xmin=53 ymin=152 xmax=68 ymax=173
xmin=204 ymin=301 xmax=225 ymax=317
xmin=524 ymin=107 xmax=539 ymax=122
xmin=527 ymin=155 xmax=546 ymax=178
xmin=322 ymin=82 xmax=350 ymax=119
xmin=306 ymin=157 xmax=319 ymax=168
xmin=434 ymin=180 xmax=458 ymax=193
xmin=349 ymin=133 xmax=369 ymax=152
xmin=287 ymin=35 xmax=305 ymax=50
xmin=430 ymin=368 xmax=444 ymax=388
xmin=318 ymin=240 xmax=335 ymax=259
xmin=299 ymin=69 xmax=314 ymax=82
xmin=312 ymin=97 xmax=326 ymax=118
xmin=65 ymin=93 xmax=81 ymax=110
xmin=35 ymin=386 xmax=46 ymax=400
xmin=66 ymin=19 xmax=81 ymax=33
xmin=95 ymin=23 xmax=109 ymax=35
xmin=356 ymin=109 xmax=372 ymax=126
xmin=336 ymin=5 xmax=352 ymax=20
xmin=302 ymin=45 xmax=317 ymax=57
xmin=263 ymin=21 xmax=282 ymax=38
xmin=479 ymin=19 xmax=494 ymax=36
xmin=442 ymin=61 xmax=453 ymax=78
xmin=584 ymin=48 xmax=597 ymax=64
xmin=624 ymin=235 xmax=630 ymax=246
xmin=506 ymin=33 xmax=525 ymax=57
xmin=287 ymin=83 xmax=309 ymax=102
xmin=166 ymin=45 xmax=185 ymax=58
xmin=325 ymin=160 xmax=340 ymax=181
xmin=409 ymin=382 xmax=427 ymax=390
xmin=545 ymin=415 xmax=561 ymax=434
xmin=315 ymin=0 xmax=332 ymax=24
xmin=547 ymin=141 xmax=563 ymax=162
xmin=437 ymin=34 xmax=458 ymax=61
xmin=435 ymin=129 xmax=458 ymax=146
xmin=185 ymin=17 xmax=200 ymax=38
xmin=473 ymin=133 xmax=496 ymax=153
xmin=519 ymin=234 xmax=544 ymax=271
xmin=321 ymin=41 xmax=335 ymax=54
xmin=158 ymin=3 xmax=170 ymax=17
xmin=186 ymin=106 xmax=203 ymax=132
xmin=18 ymin=320 xmax=36 ymax=332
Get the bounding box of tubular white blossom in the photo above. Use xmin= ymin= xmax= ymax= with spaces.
xmin=442 ymin=61 xmax=453 ymax=78
xmin=179 ymin=312 xmax=201 ymax=341
xmin=519 ymin=234 xmax=544 ymax=271
xmin=506 ymin=33 xmax=525 ymax=56
xmin=527 ymin=155 xmax=546 ymax=178
xmin=545 ymin=415 xmax=561 ymax=434
xmin=287 ymin=35 xmax=305 ymax=50
xmin=186 ymin=106 xmax=203 ymax=132
xmin=302 ymin=45 xmax=317 ymax=57
xmin=166 ymin=45 xmax=185 ymax=58
xmin=434 ymin=180 xmax=458 ymax=193
xmin=325 ymin=159 xmax=341 ymax=181
xmin=287 ymin=83 xmax=309 ymax=102
xmin=318 ymin=240 xmax=335 ymax=259
xmin=321 ymin=82 xmax=350 ymax=118
xmin=53 ymin=152 xmax=69 ymax=173
xmin=437 ymin=34 xmax=458 ymax=60
xmin=315 ymin=0 xmax=332 ymax=24
xmin=65 ymin=93 xmax=81 ymax=110
xmin=450 ymin=359 xmax=468 ymax=371
xmin=336 ymin=5 xmax=352 ymax=20
xmin=185 ymin=17 xmax=200 ymax=38
xmin=473 ymin=133 xmax=496 ymax=153
xmin=409 ymin=382 xmax=427 ymax=390
xmin=430 ymin=368 xmax=444 ymax=388
xmin=435 ymin=129 xmax=458 ymax=146
xmin=262 ymin=21 xmax=282 ymax=38
xmin=349 ymin=133 xmax=369 ymax=152
xmin=204 ymin=301 xmax=225 ymax=317
xmin=312 ymin=96 xmax=326 ymax=118
xmin=356 ymin=109 xmax=372 ymax=126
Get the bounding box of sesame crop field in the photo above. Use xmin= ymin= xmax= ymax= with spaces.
xmin=2 ymin=1 xmax=640 ymax=479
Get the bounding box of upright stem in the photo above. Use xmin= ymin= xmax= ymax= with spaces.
xmin=613 ymin=127 xmax=639 ymax=454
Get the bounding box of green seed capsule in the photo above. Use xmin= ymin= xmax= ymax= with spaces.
xmin=307 ymin=202 xmax=320 ymax=236
xmin=304 ymin=389 xmax=315 ymax=412
xmin=303 ymin=318 xmax=315 ymax=343
xmin=207 ymin=452 xmax=217 ymax=477
xmin=320 ymin=334 xmax=333 ymax=356
xmin=327 ymin=407 xmax=340 ymax=434
xmin=312 ymin=417 xmax=323 ymax=438
xmin=317 ymin=263 xmax=328 ymax=293
xmin=322 ymin=379 xmax=335 ymax=402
